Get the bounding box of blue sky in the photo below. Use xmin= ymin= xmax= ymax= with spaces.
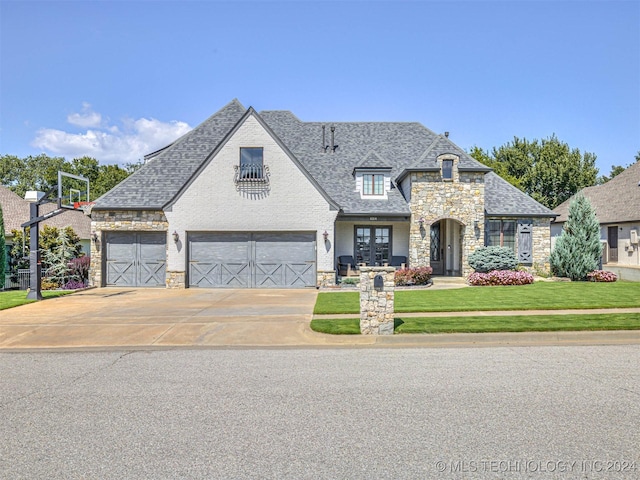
xmin=1 ymin=0 xmax=638 ymax=175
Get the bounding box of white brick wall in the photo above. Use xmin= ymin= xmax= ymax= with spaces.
xmin=165 ymin=114 xmax=338 ymax=272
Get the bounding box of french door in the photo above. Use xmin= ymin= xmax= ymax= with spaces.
xmin=354 ymin=226 xmax=391 ymax=266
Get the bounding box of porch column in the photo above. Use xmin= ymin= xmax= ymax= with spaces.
xmin=359 ymin=266 xmax=395 ymax=335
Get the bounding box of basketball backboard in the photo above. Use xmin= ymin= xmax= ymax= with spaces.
xmin=58 ymin=171 xmax=90 ymax=210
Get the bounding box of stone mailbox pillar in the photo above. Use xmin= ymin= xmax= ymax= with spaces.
xmin=359 ymin=266 xmax=395 ymax=335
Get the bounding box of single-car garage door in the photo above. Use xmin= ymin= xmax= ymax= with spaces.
xmin=105 ymin=232 xmax=166 ymax=287
xmin=188 ymin=232 xmax=316 ymax=288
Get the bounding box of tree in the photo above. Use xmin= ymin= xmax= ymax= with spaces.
xmin=8 ymin=225 xmax=82 ymax=272
xmin=42 ymin=227 xmax=82 ymax=287
xmin=470 ymin=135 xmax=598 ymax=209
xmin=0 ymin=154 xmax=140 ymax=201
xmin=0 ymin=204 xmax=6 ymax=286
xmin=549 ymin=193 xmax=602 ymax=280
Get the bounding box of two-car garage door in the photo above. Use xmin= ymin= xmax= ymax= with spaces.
xmin=188 ymin=232 xmax=316 ymax=288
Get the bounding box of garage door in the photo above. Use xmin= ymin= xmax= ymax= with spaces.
xmin=105 ymin=232 xmax=166 ymax=287
xmin=188 ymin=232 xmax=316 ymax=288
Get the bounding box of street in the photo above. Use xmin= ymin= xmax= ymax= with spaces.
xmin=1 ymin=346 xmax=639 ymax=479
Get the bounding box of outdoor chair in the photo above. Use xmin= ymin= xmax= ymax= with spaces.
xmin=337 ymin=255 xmax=358 ymax=276
xmin=390 ymin=256 xmax=407 ymax=269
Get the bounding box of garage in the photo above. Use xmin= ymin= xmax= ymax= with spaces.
xmin=105 ymin=232 xmax=167 ymax=287
xmin=188 ymin=232 xmax=316 ymax=288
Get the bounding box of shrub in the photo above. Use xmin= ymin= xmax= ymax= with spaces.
xmin=586 ymin=270 xmax=617 ymax=282
xmin=41 ymin=278 xmax=60 ymax=290
xmin=468 ymin=246 xmax=518 ymax=273
xmin=468 ymin=270 xmax=534 ymax=286
xmin=62 ymin=280 xmax=86 ymax=290
xmin=395 ymin=266 xmax=433 ymax=286
xmin=340 ymin=277 xmax=359 ymax=285
xmin=68 ymin=256 xmax=90 ymax=282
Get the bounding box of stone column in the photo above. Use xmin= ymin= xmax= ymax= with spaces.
xmin=359 ymin=266 xmax=395 ymax=335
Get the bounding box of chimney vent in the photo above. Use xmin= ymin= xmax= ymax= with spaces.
xmin=444 ymin=131 xmax=450 ymax=138
xmin=331 ymin=126 xmax=338 ymax=153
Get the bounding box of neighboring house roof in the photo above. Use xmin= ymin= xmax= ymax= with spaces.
xmin=485 ymin=172 xmax=557 ymax=217
xmin=553 ymin=161 xmax=640 ymax=223
xmin=92 ymin=99 xmax=555 ymax=218
xmin=0 ymin=186 xmax=91 ymax=239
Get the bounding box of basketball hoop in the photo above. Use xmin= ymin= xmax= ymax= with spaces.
xmin=73 ymin=201 xmax=95 ymax=214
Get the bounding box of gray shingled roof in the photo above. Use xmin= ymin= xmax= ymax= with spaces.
xmin=1 ymin=186 xmax=91 ymax=239
xmin=553 ymin=161 xmax=640 ymax=223
xmin=93 ymin=99 xmax=247 ymax=210
xmin=484 ymin=172 xmax=557 ymax=217
xmin=92 ymin=99 xmax=555 ymax=218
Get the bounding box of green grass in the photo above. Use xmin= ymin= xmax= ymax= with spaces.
xmin=0 ymin=290 xmax=74 ymax=310
xmin=314 ymin=281 xmax=640 ymax=314
xmin=310 ymin=313 xmax=640 ymax=335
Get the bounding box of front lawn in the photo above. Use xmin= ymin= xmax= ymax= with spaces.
xmin=310 ymin=313 xmax=640 ymax=335
xmin=314 ymin=281 xmax=640 ymax=314
xmin=0 ymin=290 xmax=74 ymax=311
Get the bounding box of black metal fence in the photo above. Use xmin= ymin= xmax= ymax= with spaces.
xmin=3 ymin=269 xmax=30 ymax=291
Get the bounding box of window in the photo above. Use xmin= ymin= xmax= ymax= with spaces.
xmin=486 ymin=220 xmax=516 ymax=250
xmin=442 ymin=159 xmax=453 ymax=180
xmin=363 ymin=174 xmax=384 ymax=195
xmin=240 ymin=147 xmax=263 ymax=179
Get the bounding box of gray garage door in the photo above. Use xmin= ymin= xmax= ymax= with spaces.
xmin=105 ymin=232 xmax=166 ymax=287
xmin=188 ymin=232 xmax=316 ymax=288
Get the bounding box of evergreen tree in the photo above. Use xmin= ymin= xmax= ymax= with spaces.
xmin=550 ymin=193 xmax=602 ymax=280
xmin=42 ymin=228 xmax=80 ymax=287
xmin=0 ymin=205 xmax=6 ymax=287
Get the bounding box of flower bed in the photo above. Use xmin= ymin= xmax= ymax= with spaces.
xmin=468 ymin=270 xmax=534 ymax=286
xmin=586 ymin=270 xmax=617 ymax=282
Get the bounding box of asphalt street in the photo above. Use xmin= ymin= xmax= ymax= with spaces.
xmin=1 ymin=346 xmax=639 ymax=479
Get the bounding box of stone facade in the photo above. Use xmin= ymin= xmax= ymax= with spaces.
xmin=317 ymin=270 xmax=336 ymax=287
xmin=408 ymin=169 xmax=485 ymax=277
xmin=359 ymin=267 xmax=395 ymax=335
xmin=90 ymin=210 xmax=168 ymax=287
xmin=531 ymin=217 xmax=552 ymax=275
xmin=166 ymin=270 xmax=186 ymax=289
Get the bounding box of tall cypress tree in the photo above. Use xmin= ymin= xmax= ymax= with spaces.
xmin=0 ymin=205 xmax=6 ymax=288
xmin=550 ymin=192 xmax=602 ymax=280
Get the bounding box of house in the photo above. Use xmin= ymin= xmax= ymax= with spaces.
xmin=552 ymin=161 xmax=640 ymax=279
xmin=90 ymin=99 xmax=556 ymax=288
xmin=0 ymin=185 xmax=92 ymax=272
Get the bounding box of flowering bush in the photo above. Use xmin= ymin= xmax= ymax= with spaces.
xmin=62 ymin=280 xmax=86 ymax=290
xmin=586 ymin=270 xmax=617 ymax=282
xmin=468 ymin=270 xmax=534 ymax=286
xmin=395 ymin=266 xmax=433 ymax=286
xmin=68 ymin=256 xmax=90 ymax=282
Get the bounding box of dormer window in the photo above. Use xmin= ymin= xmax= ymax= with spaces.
xmin=363 ymin=174 xmax=384 ymax=196
xmin=442 ymin=159 xmax=453 ymax=180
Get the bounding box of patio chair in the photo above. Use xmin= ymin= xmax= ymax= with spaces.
xmin=337 ymin=255 xmax=357 ymax=276
xmin=390 ymin=256 xmax=407 ymax=269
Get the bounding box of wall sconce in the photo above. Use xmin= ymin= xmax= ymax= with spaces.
xmin=91 ymin=233 xmax=99 ymax=243
xmin=173 ymin=231 xmax=179 ymax=243
xmin=322 ymin=230 xmax=329 ymax=242
xmin=474 ymin=220 xmax=479 ymax=229
xmin=418 ymin=217 xmax=425 ymax=228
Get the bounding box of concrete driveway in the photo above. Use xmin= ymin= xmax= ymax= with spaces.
xmin=0 ymin=288 xmax=331 ymax=349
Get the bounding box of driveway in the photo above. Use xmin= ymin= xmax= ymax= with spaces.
xmin=0 ymin=288 xmax=327 ymax=349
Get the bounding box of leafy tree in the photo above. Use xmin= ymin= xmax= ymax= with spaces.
xmin=597 ymin=151 xmax=640 ymax=184
xmin=0 ymin=204 xmax=6 ymax=285
xmin=470 ymin=135 xmax=598 ymax=209
xmin=0 ymin=154 xmax=140 ymax=201
xmin=549 ymin=192 xmax=602 ymax=280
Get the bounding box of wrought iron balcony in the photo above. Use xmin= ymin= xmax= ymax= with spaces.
xmin=234 ymin=164 xmax=270 ymax=184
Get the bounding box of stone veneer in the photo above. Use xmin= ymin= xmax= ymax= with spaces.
xmin=90 ymin=210 xmax=168 ymax=287
xmin=317 ymin=270 xmax=336 ymax=287
xmin=531 ymin=217 xmax=552 ymax=275
xmin=359 ymin=267 xmax=395 ymax=335
xmin=408 ymin=170 xmax=485 ymax=277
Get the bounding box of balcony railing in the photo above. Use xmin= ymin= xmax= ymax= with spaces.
xmin=234 ymin=164 xmax=270 ymax=184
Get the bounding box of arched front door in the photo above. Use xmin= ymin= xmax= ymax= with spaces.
xmin=430 ymin=219 xmax=463 ymax=276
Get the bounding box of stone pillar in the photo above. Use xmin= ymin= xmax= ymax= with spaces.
xmin=359 ymin=266 xmax=395 ymax=335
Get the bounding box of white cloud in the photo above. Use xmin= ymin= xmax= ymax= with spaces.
xmin=66 ymin=102 xmax=103 ymax=128
xmin=32 ymin=104 xmax=192 ymax=164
